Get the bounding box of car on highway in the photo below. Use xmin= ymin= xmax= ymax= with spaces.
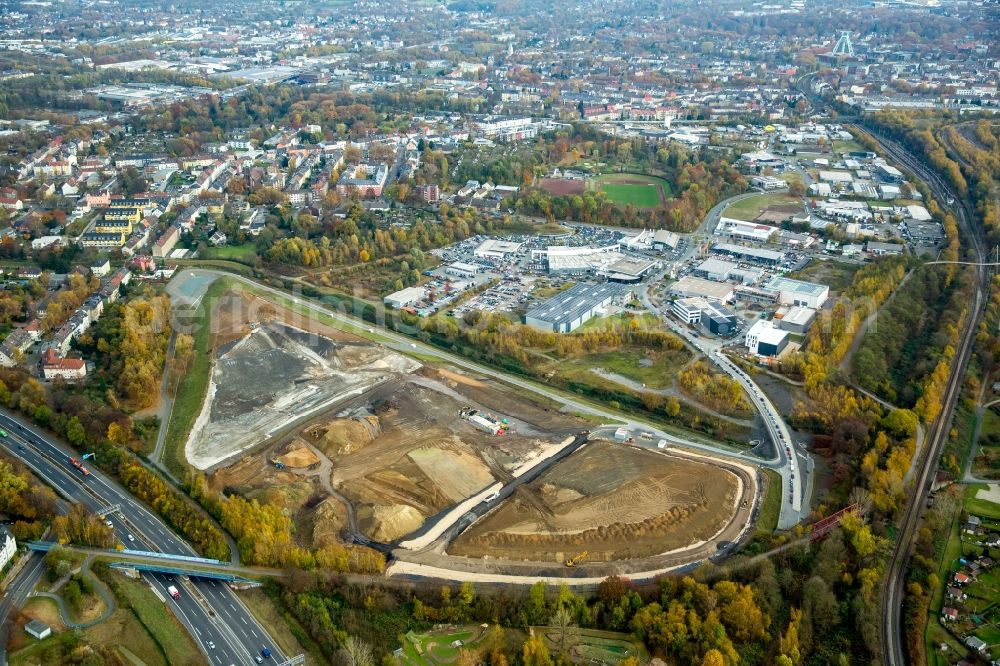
xmin=0 ymin=429 xmax=6 ymax=438
xmin=207 ymin=641 xmax=215 ymax=649
xmin=127 ymin=534 xmax=134 ymax=542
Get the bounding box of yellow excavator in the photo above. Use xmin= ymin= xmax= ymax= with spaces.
xmin=565 ymin=551 xmax=588 ymax=567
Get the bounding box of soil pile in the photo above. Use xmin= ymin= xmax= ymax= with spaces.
xmin=304 ymin=416 xmax=382 ymax=457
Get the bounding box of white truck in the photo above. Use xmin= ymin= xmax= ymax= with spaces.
xmin=167 ymin=585 xmax=180 ymax=600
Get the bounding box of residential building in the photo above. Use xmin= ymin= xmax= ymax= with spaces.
xmin=336 ymin=162 xmax=389 ymax=197
xmin=152 ymin=226 xmax=180 ymax=258
xmin=0 ymin=526 xmax=14 ymax=571
xmin=41 ymin=348 xmax=87 ymax=381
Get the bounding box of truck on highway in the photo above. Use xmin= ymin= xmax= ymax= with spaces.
xmin=167 ymin=585 xmax=180 ymax=600
xmin=69 ymin=457 xmax=91 ymax=476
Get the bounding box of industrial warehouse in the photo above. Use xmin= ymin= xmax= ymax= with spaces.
xmin=524 ymin=282 xmax=632 ymax=333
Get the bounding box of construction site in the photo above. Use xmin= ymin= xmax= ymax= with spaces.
xmin=449 ymin=440 xmax=747 ymax=563
xmin=192 ymin=285 xmax=758 ymax=571
xmin=184 ymin=291 xmax=421 ymax=470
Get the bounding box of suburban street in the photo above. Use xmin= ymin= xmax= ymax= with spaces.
xmin=0 ymin=411 xmax=283 ymax=666
xmin=636 ymin=267 xmax=812 ymax=529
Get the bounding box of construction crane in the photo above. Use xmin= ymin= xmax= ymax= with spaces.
xmin=565 ymin=551 xmax=588 ymax=567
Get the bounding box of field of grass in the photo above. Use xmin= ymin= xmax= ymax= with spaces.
xmin=964 ymin=483 xmax=1000 ymax=520
xmin=201 ymin=243 xmax=259 ymax=263
xmin=721 ymin=193 xmax=800 ymax=221
xmin=973 ymin=408 xmax=1000 ymax=479
xmin=96 ymin=569 xmax=202 ymax=666
xmin=590 ymin=173 xmax=670 ymax=209
xmin=161 ymin=276 xmax=233 ymax=478
xmin=787 ymin=258 xmax=861 ymax=293
xmin=541 ymin=346 xmax=691 ymax=392
xmin=833 ymin=139 xmax=866 ymax=154
xmin=602 ymin=183 xmax=661 ymax=208
xmin=756 ymin=468 xmax=782 ymax=536
xmin=533 ymin=627 xmax=648 ymax=664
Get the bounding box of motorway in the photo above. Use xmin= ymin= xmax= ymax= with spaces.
xmin=0 ymin=411 xmax=284 ymax=666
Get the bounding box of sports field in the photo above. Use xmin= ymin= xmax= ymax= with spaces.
xmin=590 ymin=173 xmax=670 ymax=209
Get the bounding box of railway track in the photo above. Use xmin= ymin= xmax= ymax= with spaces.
xmin=848 ymin=123 xmax=989 ymax=666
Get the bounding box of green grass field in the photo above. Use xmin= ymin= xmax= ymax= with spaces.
xmin=721 ymin=193 xmax=800 ymax=221
xmin=755 ymin=468 xmax=782 ymax=537
xmin=95 ymin=569 xmax=202 ymax=666
xmin=201 ymin=243 xmax=259 ymax=263
xmin=602 ymin=183 xmax=661 ymax=207
xmin=591 ymin=173 xmax=670 ymax=209
xmin=161 ymin=276 xmax=232 ymax=478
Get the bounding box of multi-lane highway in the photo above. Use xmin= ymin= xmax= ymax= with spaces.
xmin=0 ymin=411 xmax=283 ymax=666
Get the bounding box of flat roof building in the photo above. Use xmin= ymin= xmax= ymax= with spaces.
xmin=669 ymin=276 xmax=735 ymax=302
xmin=672 ymin=296 xmax=708 ymax=324
xmin=384 ymin=286 xmax=427 ymax=309
xmin=715 ymin=217 xmax=779 ymax=244
xmin=746 ymin=319 xmax=789 ymax=357
xmin=776 ymin=305 xmax=817 ymax=334
xmin=695 ymin=257 xmax=739 ymax=282
xmin=525 ymin=282 xmax=629 ymax=333
xmin=701 ymin=301 xmax=738 ymax=336
xmin=597 ymin=257 xmax=657 ymax=284
xmin=711 ymin=243 xmax=784 ymax=265
xmin=474 ymin=239 xmax=524 ymax=259
xmin=764 ymin=276 xmax=829 ymax=309
xmin=445 ymin=262 xmax=479 ymax=279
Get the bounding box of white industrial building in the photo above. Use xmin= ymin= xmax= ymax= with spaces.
xmin=383 ymin=286 xmax=427 ymax=309
xmin=474 ymin=239 xmax=524 ymax=259
xmin=763 ymin=276 xmax=829 ymax=308
xmin=712 ymin=243 xmax=784 ymax=265
xmin=776 ymin=306 xmax=817 ymax=334
xmin=669 ymin=276 xmax=735 ymax=302
xmin=745 ymin=319 xmax=789 ymax=357
xmin=444 ymin=262 xmax=479 ymax=279
xmin=715 ymin=217 xmax=779 ymax=244
xmin=525 ymin=282 xmax=629 ymax=333
xmin=672 ymin=297 xmax=708 ymax=324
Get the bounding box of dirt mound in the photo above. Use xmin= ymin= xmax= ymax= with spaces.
xmin=451 ymin=441 xmax=741 ymax=562
xmin=357 ymin=503 xmax=424 ymax=542
xmin=275 ymin=445 xmax=321 ymax=469
xmin=310 ymin=497 xmax=347 ymax=547
xmin=304 ymin=416 xmax=382 ymax=457
xmin=248 ymin=481 xmax=316 ymax=514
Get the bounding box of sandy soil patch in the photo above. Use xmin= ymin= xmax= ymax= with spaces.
xmin=450 ymin=440 xmax=740 ymax=562
xmin=976 ymin=484 xmax=1000 ymax=504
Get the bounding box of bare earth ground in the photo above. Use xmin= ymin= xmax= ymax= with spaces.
xmin=539 ymin=178 xmax=586 ymax=196
xmin=208 ymin=362 xmax=586 ymax=546
xmin=449 ymin=440 xmax=739 ymax=562
xmin=185 ymin=291 xmax=420 ymax=470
